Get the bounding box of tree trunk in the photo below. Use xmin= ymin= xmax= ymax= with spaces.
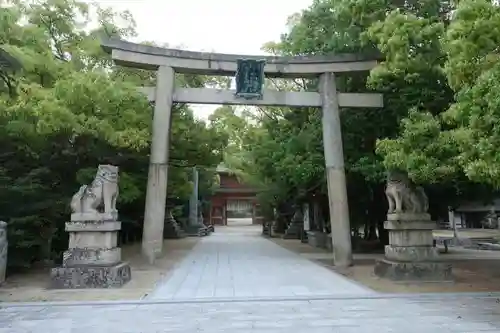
xmin=363 ymin=223 xmax=369 ymax=240
xmin=367 ymin=223 xmax=378 ymax=241
xmin=377 ymin=221 xmax=389 ymax=245
xmin=371 ymin=183 xmax=389 ymax=245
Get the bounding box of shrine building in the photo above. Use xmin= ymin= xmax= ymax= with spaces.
xmin=209 ymin=165 xmax=261 ymax=226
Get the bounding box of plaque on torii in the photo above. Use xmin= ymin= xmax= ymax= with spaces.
xmin=234 ymin=59 xmax=266 ymax=100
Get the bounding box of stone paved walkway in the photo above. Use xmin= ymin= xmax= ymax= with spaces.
xmin=2 ymin=225 xmax=500 ymax=332
xmin=147 ymin=225 xmax=372 ymax=300
xmin=2 ymin=294 xmax=500 ymax=332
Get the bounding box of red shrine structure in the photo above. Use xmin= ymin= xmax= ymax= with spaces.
xmin=208 ymin=165 xmax=262 ymax=226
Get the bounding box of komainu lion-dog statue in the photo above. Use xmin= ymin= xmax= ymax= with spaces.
xmin=385 ymin=170 xmax=429 ymax=214
xmin=70 ymin=164 xmax=119 ymax=220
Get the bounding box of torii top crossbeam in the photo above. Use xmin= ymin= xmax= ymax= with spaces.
xmin=101 ymin=39 xmax=382 ymax=78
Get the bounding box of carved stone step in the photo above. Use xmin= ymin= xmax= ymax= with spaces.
xmin=50 ymin=262 xmax=131 ymax=289
xmin=374 ymin=259 xmax=452 ymax=282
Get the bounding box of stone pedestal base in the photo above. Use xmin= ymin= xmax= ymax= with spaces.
xmin=199 ymin=217 xmax=213 ymax=234
xmin=183 ymin=215 xmax=211 ymax=236
xmin=374 ymin=259 xmax=452 ymax=281
xmin=283 ymin=222 xmax=303 ymax=239
xmin=283 ymin=210 xmax=304 ymax=239
xmin=375 ymin=214 xmax=452 ymax=281
xmin=307 ymin=231 xmax=328 ymax=248
xmin=300 ymin=230 xmax=308 ymax=243
xmin=384 ymin=219 xmax=439 ymax=262
xmin=326 ymin=233 xmax=333 ymax=251
xmin=50 ymin=261 xmax=131 ymax=289
xmin=62 ymin=247 xmax=121 ymax=266
xmin=64 ymin=221 xmax=122 ymax=266
xmin=184 ymin=225 xmax=209 ymax=236
xmin=163 ymin=211 xmax=186 ymax=239
xmin=52 ymin=219 xmax=131 ymax=289
xmin=272 ymin=219 xmax=286 ymax=234
xmin=262 ymin=223 xmax=270 ymax=236
xmin=71 ymin=211 xmax=118 ymax=222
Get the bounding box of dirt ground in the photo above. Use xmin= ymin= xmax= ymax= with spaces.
xmin=271 ymin=237 xmax=500 ymax=293
xmin=433 ymin=228 xmax=500 ymax=239
xmin=0 ymin=237 xmax=199 ymax=302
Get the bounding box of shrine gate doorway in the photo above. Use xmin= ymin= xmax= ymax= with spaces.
xmin=210 ymin=165 xmax=259 ymax=226
xmin=102 ymin=39 xmax=383 ymax=268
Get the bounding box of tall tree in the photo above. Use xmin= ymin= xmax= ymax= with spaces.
xmin=223 ymin=0 xmax=464 ymax=243
xmin=376 ymin=0 xmax=500 ymax=205
xmin=0 ymin=0 xmax=226 ymax=270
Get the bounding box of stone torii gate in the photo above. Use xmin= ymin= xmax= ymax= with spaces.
xmin=101 ymin=39 xmax=383 ymax=267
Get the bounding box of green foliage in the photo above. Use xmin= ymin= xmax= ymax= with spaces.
xmin=443 ymin=0 xmax=500 ymax=91
xmin=0 ymin=0 xmax=225 ymax=271
xmin=244 ymin=0 xmax=448 ymax=224
xmin=376 ymin=110 xmax=460 ymax=182
xmin=377 ymin=0 xmax=500 ymax=191
xmin=218 ymin=0 xmax=496 ymax=241
xmin=4 ymin=0 xmax=499 ymax=270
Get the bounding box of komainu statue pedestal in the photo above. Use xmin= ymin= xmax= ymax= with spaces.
xmin=374 ymin=170 xmax=452 ymax=281
xmin=374 ymin=213 xmax=452 ymax=281
xmin=184 ymin=213 xmax=210 ymax=237
xmin=163 ymin=209 xmax=186 ymax=239
xmin=50 ymin=165 xmax=131 ymax=289
xmin=283 ymin=209 xmax=304 ymax=239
